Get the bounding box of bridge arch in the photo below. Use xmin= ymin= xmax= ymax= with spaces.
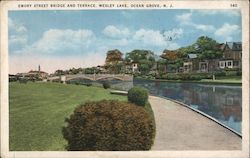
xmin=96 ymin=76 xmax=124 ymax=81
xmin=66 ymin=76 xmax=94 ymax=81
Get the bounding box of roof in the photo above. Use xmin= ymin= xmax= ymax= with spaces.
xmin=187 ymin=54 xmax=197 ymax=59
xmin=226 ymin=42 xmax=242 ymax=51
xmin=28 ymin=70 xmax=48 ymax=74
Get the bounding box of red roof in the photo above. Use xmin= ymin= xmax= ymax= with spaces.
xmin=28 ymin=70 xmax=48 ymax=74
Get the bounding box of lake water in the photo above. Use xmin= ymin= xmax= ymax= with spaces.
xmin=110 ymin=79 xmax=242 ymax=134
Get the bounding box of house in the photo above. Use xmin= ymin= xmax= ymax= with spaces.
xmin=16 ymin=65 xmax=49 ymax=79
xmin=123 ymin=61 xmax=139 ymax=73
xmin=96 ymin=65 xmax=107 ymax=74
xmin=131 ymin=62 xmax=139 ymax=72
xmin=28 ymin=70 xmax=48 ymax=78
xmin=199 ymin=59 xmax=220 ymax=73
xmin=183 ymin=54 xmax=199 ymax=73
xmin=219 ymin=42 xmax=242 ymax=69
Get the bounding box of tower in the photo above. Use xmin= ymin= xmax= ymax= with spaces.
xmin=38 ymin=65 xmax=41 ymax=74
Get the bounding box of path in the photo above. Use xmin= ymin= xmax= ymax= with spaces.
xmin=149 ymin=96 xmax=241 ymax=150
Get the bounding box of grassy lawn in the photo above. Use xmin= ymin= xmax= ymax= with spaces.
xmin=10 ymin=82 xmax=145 ymax=151
xmin=200 ymin=76 xmax=242 ymax=84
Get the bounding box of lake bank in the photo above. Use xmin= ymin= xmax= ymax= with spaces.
xmin=134 ymin=76 xmax=242 ymax=85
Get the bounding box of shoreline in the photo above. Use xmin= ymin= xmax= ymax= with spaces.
xmin=149 ymin=95 xmax=241 ymax=150
xmin=134 ymin=77 xmax=242 ymax=85
xmin=150 ymin=95 xmax=242 ymax=137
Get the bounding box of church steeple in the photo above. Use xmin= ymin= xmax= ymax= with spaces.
xmin=38 ymin=65 xmax=41 ymax=74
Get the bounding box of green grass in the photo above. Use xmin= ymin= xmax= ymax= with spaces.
xmin=200 ymin=76 xmax=242 ymax=84
xmin=9 ymin=82 xmax=127 ymax=151
xmin=9 ymin=82 xmax=155 ymax=151
xmin=135 ymin=76 xmax=242 ymax=84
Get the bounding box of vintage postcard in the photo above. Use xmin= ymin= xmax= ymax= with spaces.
xmin=0 ymin=0 xmax=249 ymax=158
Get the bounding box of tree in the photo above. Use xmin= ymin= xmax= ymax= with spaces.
xmin=160 ymin=50 xmax=182 ymax=73
xmin=125 ymin=50 xmax=156 ymax=74
xmin=177 ymin=45 xmax=197 ymax=58
xmin=195 ymin=36 xmax=223 ymax=59
xmin=105 ymin=49 xmax=123 ymax=74
xmin=160 ymin=49 xmax=178 ymax=60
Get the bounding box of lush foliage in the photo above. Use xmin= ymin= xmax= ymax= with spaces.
xmin=102 ymin=82 xmax=111 ymax=89
xmin=195 ymin=36 xmax=223 ymax=59
xmin=19 ymin=78 xmax=28 ymax=84
xmin=105 ymin=49 xmax=123 ymax=74
xmin=62 ymin=100 xmax=154 ymax=151
xmin=156 ymin=73 xmax=213 ymax=80
xmin=128 ymin=86 xmax=149 ymax=106
xmin=125 ymin=50 xmax=156 ymax=74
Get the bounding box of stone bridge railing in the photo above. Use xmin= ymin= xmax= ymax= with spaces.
xmin=48 ymin=74 xmax=133 ymax=83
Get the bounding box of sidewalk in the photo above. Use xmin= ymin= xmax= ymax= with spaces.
xmin=149 ymin=96 xmax=241 ymax=150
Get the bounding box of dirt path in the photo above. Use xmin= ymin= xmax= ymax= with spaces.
xmin=149 ymin=96 xmax=241 ymax=150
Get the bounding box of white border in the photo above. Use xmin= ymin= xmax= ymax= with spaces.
xmin=1 ymin=1 xmax=249 ymax=158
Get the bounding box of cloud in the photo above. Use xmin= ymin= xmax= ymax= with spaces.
xmin=192 ymin=10 xmax=241 ymax=17
xmin=176 ymin=13 xmax=192 ymax=24
xmin=9 ymin=18 xmax=27 ymax=34
xmin=102 ymin=25 xmax=130 ymax=39
xmin=15 ymin=29 xmax=95 ymax=55
xmin=163 ymin=28 xmax=183 ymax=40
xmin=195 ymin=24 xmax=215 ymax=32
xmin=176 ymin=12 xmax=215 ymax=32
xmin=133 ymin=28 xmax=180 ymax=49
xmin=133 ymin=29 xmax=166 ymax=46
xmin=8 ymin=18 xmax=28 ymax=47
xmin=215 ymin=23 xmax=240 ymax=41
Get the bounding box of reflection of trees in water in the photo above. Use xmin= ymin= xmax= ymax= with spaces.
xmin=134 ymin=79 xmax=242 ymax=131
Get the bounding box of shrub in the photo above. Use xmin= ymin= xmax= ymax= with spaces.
xmin=128 ymin=86 xmax=148 ymax=106
xmin=62 ymin=100 xmax=154 ymax=151
xmin=82 ymin=83 xmax=92 ymax=87
xmin=102 ymin=82 xmax=110 ymax=89
xmin=19 ymin=78 xmax=28 ymax=84
xmin=214 ymin=71 xmax=226 ymax=77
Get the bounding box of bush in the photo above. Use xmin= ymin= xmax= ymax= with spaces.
xmin=102 ymin=82 xmax=110 ymax=89
xmin=128 ymin=86 xmax=148 ymax=106
xmin=62 ymin=100 xmax=154 ymax=151
xmin=19 ymin=78 xmax=28 ymax=84
xmin=82 ymin=83 xmax=92 ymax=87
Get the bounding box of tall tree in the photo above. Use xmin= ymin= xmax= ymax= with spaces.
xmin=195 ymin=36 xmax=223 ymax=59
xmin=125 ymin=50 xmax=156 ymax=74
xmin=105 ymin=49 xmax=123 ymax=74
xmin=160 ymin=49 xmax=182 ymax=73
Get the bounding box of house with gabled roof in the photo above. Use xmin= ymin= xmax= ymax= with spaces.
xmin=183 ymin=54 xmax=199 ymax=73
xmin=219 ymin=42 xmax=242 ymax=69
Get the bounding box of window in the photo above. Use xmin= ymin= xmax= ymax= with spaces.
xmin=234 ymin=61 xmax=239 ymax=66
xmin=228 ymin=61 xmax=232 ymax=66
xmin=220 ymin=62 xmax=224 ymax=67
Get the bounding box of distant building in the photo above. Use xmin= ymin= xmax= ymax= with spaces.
xmin=219 ymin=42 xmax=242 ymax=69
xmin=16 ymin=65 xmax=48 ymax=79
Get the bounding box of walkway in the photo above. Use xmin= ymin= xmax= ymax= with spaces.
xmin=149 ymin=96 xmax=241 ymax=150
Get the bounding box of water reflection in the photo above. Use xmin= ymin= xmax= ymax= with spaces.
xmin=133 ymin=79 xmax=242 ymax=133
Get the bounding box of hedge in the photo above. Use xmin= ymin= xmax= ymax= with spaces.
xmin=128 ymin=86 xmax=148 ymax=106
xmin=62 ymin=100 xmax=154 ymax=151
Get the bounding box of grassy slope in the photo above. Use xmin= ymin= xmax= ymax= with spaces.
xmin=9 ymin=82 xmax=127 ymax=151
xmin=9 ymin=82 xmax=155 ymax=151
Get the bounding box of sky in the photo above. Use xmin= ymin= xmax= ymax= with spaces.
xmin=9 ymin=9 xmax=242 ymax=74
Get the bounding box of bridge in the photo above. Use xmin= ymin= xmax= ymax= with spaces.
xmin=48 ymin=74 xmax=133 ymax=83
